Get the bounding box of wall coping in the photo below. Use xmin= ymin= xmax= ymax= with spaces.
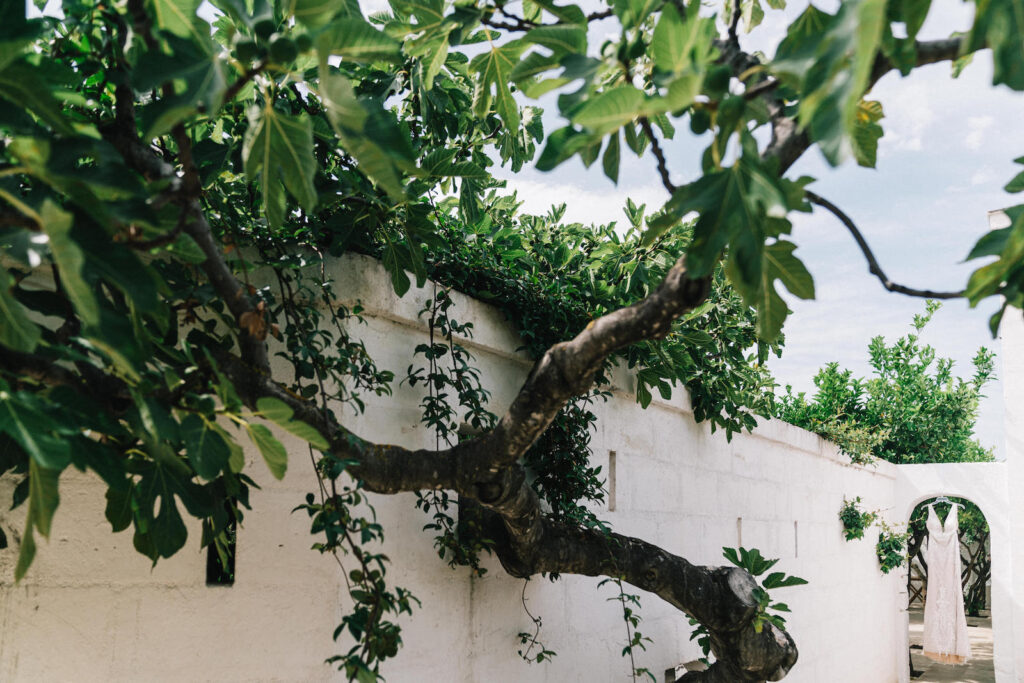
xmin=332 ymin=253 xmax=899 ymax=481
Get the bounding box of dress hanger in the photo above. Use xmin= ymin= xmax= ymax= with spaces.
xmin=932 ymin=496 xmax=960 ymax=507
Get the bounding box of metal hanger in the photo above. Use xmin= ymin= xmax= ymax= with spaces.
xmin=932 ymin=495 xmax=961 ymax=507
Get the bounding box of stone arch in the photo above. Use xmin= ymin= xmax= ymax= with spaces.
xmin=893 ymin=463 xmax=1014 ymax=682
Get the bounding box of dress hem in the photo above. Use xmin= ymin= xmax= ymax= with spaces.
xmin=923 ymin=651 xmax=969 ymax=664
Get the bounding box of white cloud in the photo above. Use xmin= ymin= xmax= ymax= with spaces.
xmin=877 ymin=81 xmax=935 ymax=153
xmin=964 ymin=115 xmax=995 ymax=150
xmin=499 ymin=176 xmax=667 ymax=228
xmin=358 ymin=0 xmax=391 ymax=14
xmin=971 ymin=166 xmax=997 ymax=186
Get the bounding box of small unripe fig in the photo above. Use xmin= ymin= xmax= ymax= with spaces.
xmin=689 ymin=108 xmax=711 ymax=134
xmin=234 ymin=37 xmax=259 ymax=62
xmin=706 ymin=65 xmax=731 ymax=97
xmin=295 ymin=33 xmax=313 ymax=54
xmin=269 ymin=35 xmax=297 ymax=63
xmin=253 ymin=18 xmax=277 ymax=40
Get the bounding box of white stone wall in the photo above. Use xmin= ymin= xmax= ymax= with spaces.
xmin=1000 ymin=307 xmax=1024 ymax=682
xmin=0 ymin=254 xmax=922 ymax=682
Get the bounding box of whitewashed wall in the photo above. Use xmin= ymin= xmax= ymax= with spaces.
xmin=0 ymin=254 xmax=915 ymax=682
xmin=1000 ymin=308 xmax=1024 ymax=682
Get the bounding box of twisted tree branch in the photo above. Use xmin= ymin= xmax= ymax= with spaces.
xmin=98 ymin=25 xmax=796 ymax=677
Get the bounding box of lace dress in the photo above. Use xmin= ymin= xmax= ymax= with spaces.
xmin=922 ymin=503 xmax=971 ymax=663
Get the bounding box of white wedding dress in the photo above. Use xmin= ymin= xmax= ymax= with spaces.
xmin=922 ymin=503 xmax=971 ymax=663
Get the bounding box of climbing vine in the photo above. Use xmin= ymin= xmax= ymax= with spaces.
xmin=601 ymin=578 xmax=656 ymax=682
xmin=406 ymin=286 xmax=497 ymax=573
xmin=875 ymin=522 xmax=912 ymax=575
xmin=516 ymin=580 xmax=558 ymax=664
xmin=260 ymin=246 xmax=419 ymax=678
xmin=839 ymin=497 xmax=878 ymax=542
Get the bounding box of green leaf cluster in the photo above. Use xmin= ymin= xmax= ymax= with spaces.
xmin=776 ymin=302 xmax=995 ymax=465
xmin=838 ymin=496 xmax=878 ymax=542
xmin=875 ymin=521 xmax=911 ymax=574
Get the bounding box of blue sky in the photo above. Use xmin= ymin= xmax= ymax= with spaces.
xmin=489 ymin=1 xmax=1023 ymax=458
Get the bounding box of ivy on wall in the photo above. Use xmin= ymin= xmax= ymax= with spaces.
xmin=839 ymin=496 xmax=878 ymax=542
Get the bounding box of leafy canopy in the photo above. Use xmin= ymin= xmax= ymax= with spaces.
xmin=776 ymin=302 xmax=995 ymax=465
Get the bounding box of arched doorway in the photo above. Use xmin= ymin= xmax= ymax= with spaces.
xmin=906 ymin=496 xmax=993 ymax=680
xmin=894 ymin=462 xmax=1014 ymax=683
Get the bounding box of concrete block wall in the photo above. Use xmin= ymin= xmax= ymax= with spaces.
xmin=0 ymin=254 xmax=910 ymax=682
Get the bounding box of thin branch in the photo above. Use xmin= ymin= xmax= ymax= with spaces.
xmin=479 ymin=6 xmax=612 ymax=31
xmin=805 ymin=190 xmax=964 ymax=299
xmin=223 ymin=60 xmax=267 ymax=106
xmin=868 ymin=37 xmax=967 ymax=90
xmin=289 ymin=82 xmax=319 ymax=116
xmin=742 ymin=78 xmax=779 ymax=100
xmin=0 ymin=211 xmax=38 ymax=230
xmin=728 ymin=0 xmax=742 ymax=44
xmin=586 ymin=8 xmax=614 ymax=21
xmin=638 ymin=117 xmax=678 ymax=194
xmin=124 ymin=210 xmax=188 ymax=250
xmin=480 ymin=16 xmax=531 ymax=31
xmin=481 ymin=8 xmax=536 ymax=32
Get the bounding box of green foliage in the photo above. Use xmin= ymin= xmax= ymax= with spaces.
xmin=838 ymin=496 xmax=911 ymax=576
xmin=295 ymin=481 xmax=420 ymax=680
xmin=776 ymin=302 xmax=995 ymax=464
xmin=875 ymin=521 xmax=911 ymax=574
xmin=422 ymin=200 xmax=782 ymax=435
xmin=415 ymin=201 xmax=779 ymax=526
xmin=516 ymin=627 xmax=557 ymax=664
xmin=652 ymin=140 xmax=815 ymax=340
xmin=721 ymin=546 xmax=808 ymax=632
xmin=839 ymin=496 xmax=878 ymax=542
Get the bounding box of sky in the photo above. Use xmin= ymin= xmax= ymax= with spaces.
xmin=484 ymin=1 xmax=1023 ymax=459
